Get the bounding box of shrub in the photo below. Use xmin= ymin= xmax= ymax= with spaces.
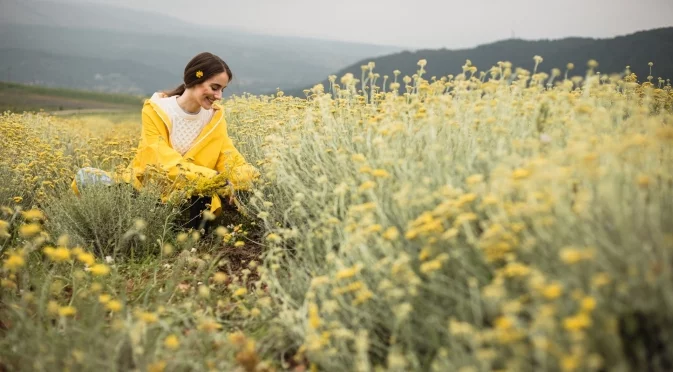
xmin=45 ymin=183 xmax=178 ymax=259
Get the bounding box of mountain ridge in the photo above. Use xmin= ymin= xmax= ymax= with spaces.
xmin=283 ymin=27 xmax=673 ymax=97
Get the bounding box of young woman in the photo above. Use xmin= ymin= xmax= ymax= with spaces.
xmin=72 ymin=52 xmax=258 ymax=229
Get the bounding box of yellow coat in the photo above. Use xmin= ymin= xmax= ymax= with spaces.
xmin=73 ymin=94 xmax=257 ymax=216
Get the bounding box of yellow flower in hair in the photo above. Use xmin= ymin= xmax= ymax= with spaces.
xmin=196 ymin=70 xmax=204 ymax=78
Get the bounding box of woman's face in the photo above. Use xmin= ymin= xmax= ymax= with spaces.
xmin=192 ymin=72 xmax=229 ymax=110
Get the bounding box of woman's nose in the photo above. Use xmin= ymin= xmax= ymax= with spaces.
xmin=214 ymin=91 xmax=222 ymax=99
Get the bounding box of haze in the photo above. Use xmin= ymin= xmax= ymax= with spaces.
xmin=51 ymin=0 xmax=673 ymax=49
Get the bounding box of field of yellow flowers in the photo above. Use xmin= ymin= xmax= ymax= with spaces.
xmin=2 ymin=58 xmax=673 ymax=372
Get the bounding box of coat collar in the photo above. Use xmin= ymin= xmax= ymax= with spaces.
xmin=145 ymin=93 xmax=225 ymax=157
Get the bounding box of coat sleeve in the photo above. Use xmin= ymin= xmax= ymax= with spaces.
xmin=133 ymin=110 xmax=218 ymax=181
xmin=215 ymin=122 xmax=259 ymax=190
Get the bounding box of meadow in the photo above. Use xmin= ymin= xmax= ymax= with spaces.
xmin=0 ymin=81 xmax=142 ymax=113
xmin=1 ymin=58 xmax=673 ymax=372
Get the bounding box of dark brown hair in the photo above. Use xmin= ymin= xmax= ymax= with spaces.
xmin=163 ymin=52 xmax=233 ymax=97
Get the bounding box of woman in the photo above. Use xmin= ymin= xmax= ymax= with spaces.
xmin=72 ymin=52 xmax=258 ymax=228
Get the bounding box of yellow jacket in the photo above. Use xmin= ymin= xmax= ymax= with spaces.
xmin=73 ymin=93 xmax=258 ymax=216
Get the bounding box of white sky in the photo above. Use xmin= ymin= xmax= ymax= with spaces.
xmin=57 ymin=0 xmax=673 ymax=49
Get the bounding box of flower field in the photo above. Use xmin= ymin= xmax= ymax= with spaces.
xmin=1 ymin=59 xmax=673 ymax=371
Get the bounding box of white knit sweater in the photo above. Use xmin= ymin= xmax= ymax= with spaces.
xmin=151 ymin=93 xmax=213 ymax=156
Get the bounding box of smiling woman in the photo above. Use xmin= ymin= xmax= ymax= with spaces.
xmin=71 ymin=52 xmax=259 ymax=231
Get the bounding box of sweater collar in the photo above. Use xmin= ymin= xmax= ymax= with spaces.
xmin=146 ymin=92 xmax=223 ymax=134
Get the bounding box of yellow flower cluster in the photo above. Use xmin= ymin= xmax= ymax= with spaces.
xmin=232 ymin=58 xmax=673 ymax=371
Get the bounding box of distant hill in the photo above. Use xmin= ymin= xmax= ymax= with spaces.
xmin=285 ymin=27 xmax=673 ymax=97
xmin=0 ymin=81 xmax=142 ymax=113
xmin=0 ymin=0 xmax=402 ymax=95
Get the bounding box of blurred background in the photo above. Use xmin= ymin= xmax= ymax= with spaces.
xmin=1 ymin=0 xmax=672 ymax=108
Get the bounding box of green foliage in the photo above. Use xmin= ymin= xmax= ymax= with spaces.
xmin=44 ymin=184 xmax=178 ymax=259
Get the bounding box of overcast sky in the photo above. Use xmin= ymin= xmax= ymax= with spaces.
xmin=60 ymin=0 xmax=673 ymax=49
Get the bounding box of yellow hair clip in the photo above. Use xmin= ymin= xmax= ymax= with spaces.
xmin=196 ymin=70 xmax=204 ymax=78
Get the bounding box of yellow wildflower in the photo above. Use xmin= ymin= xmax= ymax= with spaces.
xmin=47 ymin=300 xmax=59 ymax=315
xmin=309 ymin=303 xmax=321 ymax=329
xmin=512 ymin=168 xmax=531 ymax=180
xmin=494 ymin=316 xmax=513 ymax=330
xmin=89 ymin=264 xmax=111 ymax=276
xmin=466 ymin=174 xmax=484 ymax=185
xmin=580 ymin=297 xmax=597 ymax=312
xmin=372 ymin=169 xmax=390 ymax=178
xmin=213 ymin=272 xmax=228 ymax=284
xmin=359 ymin=165 xmax=372 ymax=174
xmin=19 ymin=223 xmax=41 ymax=238
xmin=561 ymin=354 xmax=579 ymax=372
xmin=382 ymin=226 xmax=400 ymax=240
xmin=198 ymin=285 xmax=210 ymax=298
xmin=353 ymin=289 xmax=373 ymax=305
xmin=137 ymin=311 xmax=159 ymax=324
xmin=214 ymin=226 xmax=228 ymax=237
xmin=21 ymin=209 xmax=44 ymax=221
xmin=176 ymin=232 xmax=189 ymax=243
xmin=228 ymin=331 xmax=247 ymax=346
xmin=58 ymin=306 xmax=77 ymax=317
xmin=441 ymin=228 xmax=459 ymax=240
xmin=419 ymin=247 xmax=432 ymax=261
xmin=358 ymin=180 xmax=376 ymax=192
xmin=266 ymin=233 xmax=282 ymax=243
xmin=336 ymin=264 xmax=361 ymax=280
xmin=198 ymin=319 xmax=223 ymax=332
xmin=148 ymin=361 xmax=166 ymax=372
xmin=77 ymin=252 xmax=95 ymax=266
xmin=420 ymin=259 xmax=442 ymax=274
xmin=541 ymin=283 xmax=563 ymax=300
xmin=591 ymin=273 xmax=610 ymax=288
xmin=233 ymin=287 xmax=247 ymax=297
xmin=351 ymin=153 xmax=366 ymax=162
xmin=3 ymin=252 xmax=25 ymax=272
xmin=106 ymin=300 xmax=123 ymax=312
xmin=559 ymin=247 xmax=595 ymax=264
xmin=98 ymin=294 xmax=111 ymax=304
xmin=563 ymin=313 xmax=591 ymax=332
xmin=164 ymin=334 xmax=180 ymax=350
xmin=43 ymin=246 xmax=71 ymax=262
xmin=0 ymin=220 xmax=9 ymax=238
xmin=502 ymin=262 xmax=531 ymax=277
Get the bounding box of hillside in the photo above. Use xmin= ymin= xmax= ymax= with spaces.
xmin=285 ymin=27 xmax=673 ymax=96
xmin=0 ymin=0 xmax=402 ymax=95
xmin=0 ymin=81 xmax=143 ymax=113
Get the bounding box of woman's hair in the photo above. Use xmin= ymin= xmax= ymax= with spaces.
xmin=163 ymin=52 xmax=233 ymax=97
